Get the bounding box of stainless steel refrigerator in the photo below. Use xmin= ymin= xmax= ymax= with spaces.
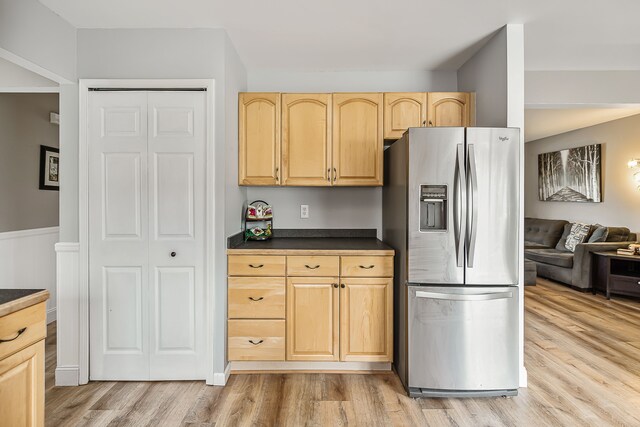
xmin=383 ymin=127 xmax=520 ymax=398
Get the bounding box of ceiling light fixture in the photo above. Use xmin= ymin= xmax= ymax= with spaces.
xmin=628 ymin=158 xmax=640 ymax=168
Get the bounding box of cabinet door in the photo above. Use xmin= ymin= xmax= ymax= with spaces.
xmin=332 ymin=93 xmax=383 ymax=186
xmin=287 ymin=277 xmax=339 ymax=361
xmin=238 ymin=93 xmax=281 ymax=185
xmin=0 ymin=341 xmax=44 ymax=427
xmin=282 ymin=93 xmax=332 ymax=186
xmin=383 ymin=93 xmax=427 ymax=139
xmin=426 ymin=92 xmax=472 ymax=127
xmin=340 ymin=278 xmax=393 ymax=362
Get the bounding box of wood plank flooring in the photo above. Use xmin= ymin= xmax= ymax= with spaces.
xmin=45 ymin=279 xmax=640 ymax=426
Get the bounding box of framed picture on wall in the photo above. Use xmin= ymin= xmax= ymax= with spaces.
xmin=538 ymin=143 xmax=602 ymax=202
xmin=39 ymin=145 xmax=59 ymax=191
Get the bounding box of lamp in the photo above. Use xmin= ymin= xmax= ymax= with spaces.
xmin=629 ymin=158 xmax=640 ymax=168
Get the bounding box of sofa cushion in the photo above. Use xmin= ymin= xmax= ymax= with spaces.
xmin=525 ymin=249 xmax=574 ymax=269
xmin=524 ymin=218 xmax=569 ymax=248
xmin=555 ymin=223 xmax=573 ymax=252
xmin=605 ymin=227 xmax=631 ymax=242
xmin=588 ymin=225 xmax=608 ymax=243
xmin=565 ymin=223 xmax=592 ymax=252
xmin=524 ymin=241 xmax=552 ymax=249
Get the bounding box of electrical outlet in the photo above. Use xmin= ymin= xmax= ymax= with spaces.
xmin=300 ymin=204 xmax=309 ymax=219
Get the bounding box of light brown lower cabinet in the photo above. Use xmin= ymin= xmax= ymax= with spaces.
xmin=227 ymin=254 xmax=394 ymax=364
xmin=0 ymin=302 xmax=47 ymax=427
xmin=340 ymin=278 xmax=393 ymax=362
xmin=286 ymin=277 xmax=340 ymax=361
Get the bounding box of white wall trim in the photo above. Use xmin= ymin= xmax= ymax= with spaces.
xmin=55 ymin=365 xmax=80 ymax=387
xmin=0 ymin=87 xmax=60 ymax=93
xmin=55 ymin=242 xmax=79 ymax=386
xmin=213 ymin=363 xmax=232 ymax=386
xmin=0 ymin=226 xmax=59 ymax=240
xmin=47 ymin=307 xmax=57 ymax=324
xmin=78 ymin=79 xmax=216 ymax=386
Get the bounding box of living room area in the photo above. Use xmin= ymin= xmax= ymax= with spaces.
xmin=519 ymin=104 xmax=640 ymax=423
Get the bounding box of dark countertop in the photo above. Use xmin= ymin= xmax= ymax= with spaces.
xmin=229 ymin=237 xmax=394 ymax=253
xmin=0 ymin=289 xmax=49 ymax=318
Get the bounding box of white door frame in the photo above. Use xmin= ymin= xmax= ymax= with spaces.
xmin=78 ymin=79 xmax=216 ymax=385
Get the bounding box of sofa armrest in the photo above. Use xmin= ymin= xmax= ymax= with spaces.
xmin=572 ymin=242 xmax=633 ymax=289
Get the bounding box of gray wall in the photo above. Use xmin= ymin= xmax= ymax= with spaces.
xmin=526 ymin=114 xmax=640 ymax=232
xmin=247 ymin=69 xmax=458 ymax=235
xmin=0 ymin=93 xmax=59 ymax=232
xmin=457 ymin=28 xmax=508 ymax=127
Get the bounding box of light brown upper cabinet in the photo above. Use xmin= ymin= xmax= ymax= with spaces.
xmin=332 ymin=93 xmax=383 ymax=186
xmin=383 ymin=93 xmax=427 ymax=139
xmin=281 ymin=94 xmax=332 ymax=186
xmin=426 ymin=92 xmax=473 ymax=127
xmin=238 ymin=93 xmax=281 ymax=185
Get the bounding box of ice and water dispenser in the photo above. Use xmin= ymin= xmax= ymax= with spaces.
xmin=419 ymin=185 xmax=447 ymax=232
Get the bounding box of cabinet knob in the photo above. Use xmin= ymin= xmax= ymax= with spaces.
xmin=170 ymin=252 xmax=177 ymax=257
xmin=341 ymin=284 xmax=346 ymax=288
xmin=333 ymin=283 xmax=338 ymax=288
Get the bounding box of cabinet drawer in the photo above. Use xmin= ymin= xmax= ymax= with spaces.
xmin=610 ymin=275 xmax=640 ymax=297
xmin=228 ymin=320 xmax=285 ymax=361
xmin=287 ymin=256 xmax=339 ymax=276
xmin=341 ymin=256 xmax=393 ymax=277
xmin=228 ymin=277 xmax=285 ymax=319
xmin=228 ymin=255 xmax=286 ymax=276
xmin=0 ymin=302 xmax=46 ymax=361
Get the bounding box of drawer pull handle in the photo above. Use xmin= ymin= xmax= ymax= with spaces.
xmin=249 ymin=264 xmax=264 ymax=269
xmin=248 ymin=296 xmax=264 ymax=301
xmin=249 ymin=339 xmax=264 ymax=345
xmin=359 ymin=265 xmax=375 ymax=269
xmin=305 ymin=264 xmax=320 ymax=269
xmin=0 ymin=327 xmax=27 ymax=344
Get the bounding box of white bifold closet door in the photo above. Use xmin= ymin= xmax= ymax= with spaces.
xmin=88 ymin=91 xmax=206 ymax=380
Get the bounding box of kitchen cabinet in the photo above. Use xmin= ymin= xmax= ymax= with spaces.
xmin=340 ymin=278 xmax=393 ymax=362
xmin=332 ymin=93 xmax=383 ymax=186
xmin=286 ymin=277 xmax=340 ymax=361
xmin=426 ymin=92 xmax=473 ymax=127
xmin=238 ymin=93 xmax=281 ymax=185
xmin=0 ymin=297 xmax=48 ymax=427
xmin=281 ymin=93 xmax=332 ymax=186
xmin=227 ymin=250 xmax=394 ymax=366
xmin=383 ymin=92 xmax=427 ymax=139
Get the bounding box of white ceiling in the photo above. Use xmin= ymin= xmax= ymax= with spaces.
xmin=525 ymin=108 xmax=640 ymax=142
xmin=38 ymin=0 xmax=640 ymax=71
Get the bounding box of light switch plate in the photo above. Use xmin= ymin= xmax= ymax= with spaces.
xmin=300 ymin=204 xmax=309 ymax=219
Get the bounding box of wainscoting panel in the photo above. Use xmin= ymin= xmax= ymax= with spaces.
xmin=0 ymin=227 xmax=59 ymax=323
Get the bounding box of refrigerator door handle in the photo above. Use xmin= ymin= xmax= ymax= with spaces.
xmin=454 ymin=144 xmax=466 ymax=268
xmin=467 ymin=143 xmax=479 ymax=268
xmin=415 ymin=290 xmax=513 ymax=301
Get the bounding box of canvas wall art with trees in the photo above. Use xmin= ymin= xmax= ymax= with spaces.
xmin=538 ymin=144 xmax=602 ymax=202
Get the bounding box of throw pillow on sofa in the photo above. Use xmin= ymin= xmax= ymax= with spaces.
xmin=588 ymin=224 xmax=609 ymax=243
xmin=605 ymin=227 xmax=631 ymax=242
xmin=555 ymin=223 xmax=573 ymax=252
xmin=565 ymin=223 xmax=592 ymax=252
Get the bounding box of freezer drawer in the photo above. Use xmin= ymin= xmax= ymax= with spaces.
xmin=407 ymin=285 xmax=518 ymax=396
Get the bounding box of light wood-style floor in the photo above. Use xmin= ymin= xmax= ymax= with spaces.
xmin=45 ymin=279 xmax=640 ymax=426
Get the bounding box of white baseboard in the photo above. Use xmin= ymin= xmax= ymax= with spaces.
xmin=212 ymin=363 xmax=231 ymax=386
xmin=519 ymin=366 xmax=528 ymax=388
xmin=55 ymin=365 xmax=79 ymax=386
xmin=47 ymin=307 xmax=56 ymax=324
xmin=230 ymin=361 xmax=392 ymax=372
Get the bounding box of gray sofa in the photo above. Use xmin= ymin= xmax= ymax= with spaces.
xmin=524 ymin=218 xmax=638 ymax=290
